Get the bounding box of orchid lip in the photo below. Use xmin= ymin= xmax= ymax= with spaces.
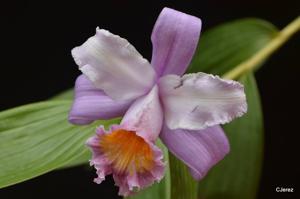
xmin=87 ymin=125 xmax=165 ymax=196
xmin=99 ymin=129 xmax=155 ymax=175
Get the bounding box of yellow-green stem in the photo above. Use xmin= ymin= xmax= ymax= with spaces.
xmin=223 ymin=16 xmax=300 ymax=80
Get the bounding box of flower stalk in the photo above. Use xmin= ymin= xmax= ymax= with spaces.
xmin=223 ymin=16 xmax=300 ymax=80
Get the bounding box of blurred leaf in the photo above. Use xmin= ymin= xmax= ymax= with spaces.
xmin=51 ymin=89 xmax=73 ymax=100
xmin=0 ymin=100 xmax=118 ymax=188
xmin=127 ymin=140 xmax=171 ymax=199
xmin=169 ymin=153 xmax=198 ymax=199
xmin=58 ymin=149 xmax=91 ymax=169
xmin=198 ymin=73 xmax=263 ymax=199
xmin=188 ymin=18 xmax=278 ymax=76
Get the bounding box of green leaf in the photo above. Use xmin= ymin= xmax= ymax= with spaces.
xmin=51 ymin=89 xmax=73 ymax=100
xmin=198 ymin=73 xmax=263 ymax=199
xmin=51 ymin=89 xmax=91 ymax=169
xmin=169 ymin=153 xmax=198 ymax=199
xmin=51 ymin=89 xmax=89 ymax=169
xmin=188 ymin=18 xmax=278 ymax=76
xmin=0 ymin=100 xmax=118 ymax=188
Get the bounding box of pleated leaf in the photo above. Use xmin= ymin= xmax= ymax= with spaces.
xmin=0 ymin=100 xmax=118 ymax=188
xmin=188 ymin=18 xmax=278 ymax=75
xmin=168 ymin=153 xmax=198 ymax=199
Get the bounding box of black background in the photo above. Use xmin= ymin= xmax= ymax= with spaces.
xmin=1 ymin=0 xmax=299 ymax=198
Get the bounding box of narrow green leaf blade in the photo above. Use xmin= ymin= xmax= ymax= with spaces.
xmin=0 ymin=101 xmax=117 ymax=188
xmin=51 ymin=89 xmax=73 ymax=100
xmin=188 ymin=18 xmax=278 ymax=76
xmin=198 ymin=73 xmax=263 ymax=199
xmin=169 ymin=153 xmax=198 ymax=199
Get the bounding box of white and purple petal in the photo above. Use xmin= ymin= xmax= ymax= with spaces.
xmin=159 ymin=72 xmax=247 ymax=130
xmin=160 ymin=125 xmax=229 ymax=180
xmin=72 ymin=28 xmax=156 ymax=101
xmin=151 ymin=7 xmax=201 ymax=77
xmin=121 ymin=85 xmax=163 ymax=141
xmin=69 ymin=75 xmax=132 ymax=125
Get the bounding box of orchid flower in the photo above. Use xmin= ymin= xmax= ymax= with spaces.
xmin=68 ymin=8 xmax=247 ymax=196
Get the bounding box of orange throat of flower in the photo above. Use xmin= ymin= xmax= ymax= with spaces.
xmin=99 ymin=129 xmax=155 ymax=175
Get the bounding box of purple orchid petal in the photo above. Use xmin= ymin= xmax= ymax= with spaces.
xmin=121 ymin=85 xmax=163 ymax=142
xmin=72 ymin=28 xmax=156 ymax=101
xmin=151 ymin=7 xmax=201 ymax=77
xmin=69 ymin=75 xmax=132 ymax=125
xmin=160 ymin=125 xmax=230 ymax=180
xmin=158 ymin=73 xmax=247 ymax=130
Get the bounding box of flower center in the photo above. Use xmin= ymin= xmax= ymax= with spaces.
xmin=99 ymin=129 xmax=154 ymax=175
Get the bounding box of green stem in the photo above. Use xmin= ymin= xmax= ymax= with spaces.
xmin=223 ymin=16 xmax=300 ymax=80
